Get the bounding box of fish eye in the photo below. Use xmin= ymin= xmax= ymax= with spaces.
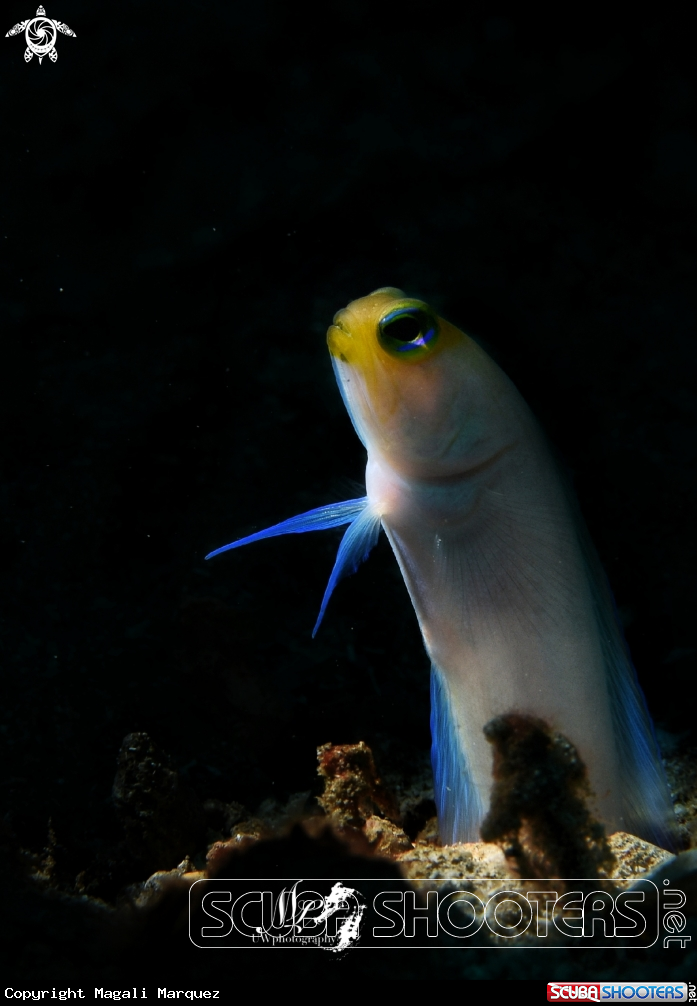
xmin=378 ymin=301 xmax=439 ymax=359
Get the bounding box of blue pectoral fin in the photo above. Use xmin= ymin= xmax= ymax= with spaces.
xmin=430 ymin=664 xmax=484 ymax=844
xmin=205 ymin=497 xmax=369 ymax=560
xmin=312 ymin=503 xmax=382 ymax=637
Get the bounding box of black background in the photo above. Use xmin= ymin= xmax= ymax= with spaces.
xmin=1 ymin=0 xmax=696 ymax=982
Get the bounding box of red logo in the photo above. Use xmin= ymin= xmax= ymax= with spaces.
xmin=548 ymin=986 xmax=600 ymax=1002
xmin=547 ymin=984 xmax=688 ymax=1002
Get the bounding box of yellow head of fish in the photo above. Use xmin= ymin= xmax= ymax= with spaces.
xmin=327 ymin=288 xmax=500 ymax=480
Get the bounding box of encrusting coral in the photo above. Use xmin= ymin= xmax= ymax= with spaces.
xmin=479 ymin=713 xmax=616 ymax=879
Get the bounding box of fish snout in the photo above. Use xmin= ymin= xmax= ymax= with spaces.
xmin=327 ymin=314 xmax=353 ymax=358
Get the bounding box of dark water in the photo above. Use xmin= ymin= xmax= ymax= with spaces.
xmin=1 ymin=2 xmax=695 ymax=982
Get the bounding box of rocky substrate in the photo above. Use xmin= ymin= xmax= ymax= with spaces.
xmin=4 ymin=730 xmax=696 ymax=978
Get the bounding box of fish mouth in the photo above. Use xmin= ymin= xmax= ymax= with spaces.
xmin=327 ymin=311 xmax=354 ymax=360
xmin=326 ymin=323 xmax=351 ymax=361
xmin=331 ymin=312 xmax=351 ymax=334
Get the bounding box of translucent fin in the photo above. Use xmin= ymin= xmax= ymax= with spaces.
xmin=312 ymin=504 xmax=382 ymax=637
xmin=430 ymin=664 xmax=484 ymax=844
xmin=570 ymin=508 xmax=676 ymax=848
xmin=587 ymin=557 xmax=676 ymax=849
xmin=205 ymin=497 xmax=369 ymax=560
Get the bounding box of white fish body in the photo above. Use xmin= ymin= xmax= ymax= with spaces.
xmin=362 ymin=354 xmax=624 ymax=840
xmin=208 ymin=288 xmax=674 ymax=846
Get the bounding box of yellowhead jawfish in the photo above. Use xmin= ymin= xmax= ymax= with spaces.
xmin=207 ymin=288 xmax=674 ymax=847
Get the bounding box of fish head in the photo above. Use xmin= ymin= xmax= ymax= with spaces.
xmin=327 ymin=288 xmax=503 ymax=480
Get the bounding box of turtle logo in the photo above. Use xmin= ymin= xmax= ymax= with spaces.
xmin=5 ymin=5 xmax=75 ymax=64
